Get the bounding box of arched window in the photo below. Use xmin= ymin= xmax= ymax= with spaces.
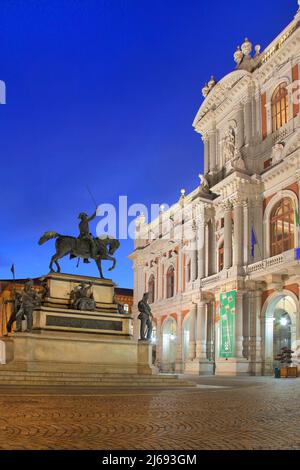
xmin=271 ymin=83 xmax=289 ymax=132
xmin=166 ymin=266 xmax=175 ymax=298
xmin=218 ymin=241 xmax=224 ymax=272
xmin=270 ymin=198 xmax=295 ymax=256
xmin=148 ymin=275 xmax=155 ymax=304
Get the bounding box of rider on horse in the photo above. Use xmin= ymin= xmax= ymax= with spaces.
xmin=38 ymin=208 xmax=120 ymax=278
xmin=78 ymin=210 xmax=97 ymax=263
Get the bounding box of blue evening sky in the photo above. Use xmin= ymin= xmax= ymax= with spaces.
xmin=0 ymin=0 xmax=296 ymax=287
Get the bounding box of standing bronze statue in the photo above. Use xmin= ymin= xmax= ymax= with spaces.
xmin=14 ymin=279 xmax=42 ymax=333
xmin=38 ymin=209 xmax=120 ymax=278
xmin=138 ymin=293 xmax=153 ymax=341
xmin=6 ymin=290 xmax=22 ymax=333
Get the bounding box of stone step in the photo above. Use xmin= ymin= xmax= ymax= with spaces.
xmin=0 ymin=376 xmax=184 ymax=384
xmin=0 ymin=371 xmax=195 ymax=387
xmin=0 ymin=380 xmax=194 ymax=387
xmin=0 ymin=376 xmax=189 ymax=384
xmin=0 ymin=372 xmax=181 ymax=381
xmin=0 ymin=370 xmax=177 ymax=379
xmin=0 ymin=379 xmax=194 ymax=387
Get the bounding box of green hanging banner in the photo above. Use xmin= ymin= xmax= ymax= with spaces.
xmin=219 ymin=291 xmax=236 ymax=358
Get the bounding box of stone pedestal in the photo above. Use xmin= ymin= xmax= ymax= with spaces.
xmin=43 ymin=272 xmax=117 ymax=310
xmin=1 ymin=332 xmax=153 ymax=374
xmin=184 ymin=359 xmax=214 ymax=375
xmin=215 ymin=358 xmax=250 ymax=376
xmin=1 ymin=273 xmax=154 ymax=376
xmin=0 ymin=340 xmax=5 ymax=364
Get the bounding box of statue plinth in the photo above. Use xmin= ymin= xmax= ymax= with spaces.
xmin=0 ymin=273 xmax=154 ymax=375
xmin=43 ymin=272 xmax=116 ymax=309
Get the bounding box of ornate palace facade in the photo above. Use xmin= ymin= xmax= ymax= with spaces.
xmin=130 ymin=2 xmax=300 ymax=375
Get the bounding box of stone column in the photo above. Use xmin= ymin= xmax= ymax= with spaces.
xmin=243 ymin=292 xmax=250 ymax=359
xmin=244 ymin=95 xmax=252 ymax=146
xmin=155 ymin=316 xmax=162 ymax=367
xmin=205 ymin=222 xmax=209 ymax=278
xmin=202 ymin=135 xmax=210 ymax=174
xmin=196 ymin=302 xmax=207 ymax=360
xmin=243 ymin=200 xmax=250 ymax=265
xmin=178 ymin=250 xmax=183 ymax=294
xmin=196 ymin=206 xmax=206 ymax=279
xmin=254 ymin=290 xmax=262 ymax=362
xmin=190 ymin=241 xmax=197 ymax=282
xmin=206 ymin=220 xmax=215 ymax=276
xmin=156 ymin=260 xmax=160 ymax=301
xmin=253 ymin=196 xmax=263 ymax=259
xmin=223 ymin=202 xmax=232 ymax=269
xmin=235 ymin=291 xmax=244 ymax=358
xmin=210 ymin=218 xmax=216 ymax=275
xmin=294 ymin=281 xmax=300 ymax=364
xmin=266 ymin=101 xmax=272 ymax=136
xmin=236 ymin=105 xmax=244 ymax=149
xmin=188 ymin=303 xmax=197 ymax=360
xmin=233 ymin=200 xmax=243 ymax=268
xmin=175 ymin=312 xmax=183 ymax=370
xmin=251 ymin=91 xmax=257 ymax=139
xmin=209 ymin=126 xmax=216 ymax=172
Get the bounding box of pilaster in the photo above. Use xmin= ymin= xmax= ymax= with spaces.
xmin=188 ymin=303 xmax=197 ymax=360
xmin=223 ymin=201 xmax=233 ymax=270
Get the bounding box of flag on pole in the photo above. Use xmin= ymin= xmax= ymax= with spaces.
xmin=251 ymin=227 xmax=257 ymax=258
xmin=10 ymin=263 xmax=15 ymax=278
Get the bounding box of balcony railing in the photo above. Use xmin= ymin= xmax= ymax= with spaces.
xmin=199 ymin=249 xmax=297 ymax=289
xmin=200 ymin=273 xmax=222 ymax=288
xmin=246 ymin=249 xmax=296 ymax=275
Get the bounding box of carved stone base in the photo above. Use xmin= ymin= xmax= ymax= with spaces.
xmin=1 ymin=332 xmax=153 ymax=375
xmin=42 ymin=272 xmax=117 ymax=311
xmin=31 ymin=305 xmax=132 ymax=337
xmin=0 ymin=273 xmax=155 ymax=376
xmin=184 ymin=359 xmax=214 ymax=375
xmin=215 ymin=358 xmax=250 ymax=376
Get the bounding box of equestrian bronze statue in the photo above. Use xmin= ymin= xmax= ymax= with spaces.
xmin=38 ymin=210 xmax=120 ymax=278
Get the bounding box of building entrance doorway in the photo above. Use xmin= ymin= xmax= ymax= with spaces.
xmin=161 ymin=318 xmax=177 ymax=372
xmin=264 ymin=294 xmax=296 ymax=374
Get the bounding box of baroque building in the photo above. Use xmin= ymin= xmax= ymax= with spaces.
xmin=130 ymin=2 xmax=300 ymax=375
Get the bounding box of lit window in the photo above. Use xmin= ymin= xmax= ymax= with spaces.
xmin=166 ymin=266 xmax=175 ymax=298
xmin=271 ymin=83 xmax=288 ymax=132
xmin=270 ymin=198 xmax=295 ymax=256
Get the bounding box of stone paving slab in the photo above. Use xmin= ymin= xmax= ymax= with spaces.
xmin=0 ymin=376 xmax=299 ymax=450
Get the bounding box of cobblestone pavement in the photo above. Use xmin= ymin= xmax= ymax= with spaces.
xmin=0 ymin=376 xmax=300 ymax=450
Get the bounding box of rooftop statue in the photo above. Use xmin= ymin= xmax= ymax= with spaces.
xmin=38 ymin=209 xmax=120 ymax=278
xmin=198 ymin=174 xmax=211 ymax=194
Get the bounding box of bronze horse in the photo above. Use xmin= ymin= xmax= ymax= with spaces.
xmin=38 ymin=232 xmax=120 ymax=278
